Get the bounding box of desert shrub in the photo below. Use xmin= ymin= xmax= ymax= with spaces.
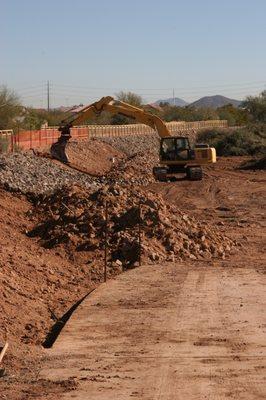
xmin=0 ymin=86 xmax=22 ymax=129
xmin=197 ymin=124 xmax=266 ymax=156
xmin=197 ymin=129 xmax=225 ymax=144
xmin=243 ymin=91 xmax=266 ymax=123
xmin=216 ymin=104 xmax=249 ymax=126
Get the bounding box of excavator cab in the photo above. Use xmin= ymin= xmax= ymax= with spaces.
xmin=160 ymin=137 xmax=194 ymax=161
xmin=154 ymin=136 xmax=216 ymax=181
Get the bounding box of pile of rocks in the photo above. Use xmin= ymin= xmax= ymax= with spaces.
xmin=101 ymin=134 xmax=160 ymax=157
xmin=0 ymin=136 xmax=159 ymax=195
xmin=0 ymin=152 xmax=99 ymax=195
xmin=98 ymin=134 xmax=162 ymax=186
xmin=28 ymin=184 xmax=235 ymax=266
xmin=102 ymin=151 xmax=158 ymax=186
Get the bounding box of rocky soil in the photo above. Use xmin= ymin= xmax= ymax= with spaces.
xmin=0 ymin=188 xmax=96 ymax=391
xmin=0 ymin=136 xmax=159 ymax=194
xmin=0 ymin=152 xmax=98 ymax=195
xmin=1 ymin=136 xmax=264 ymax=399
xmin=103 ymin=151 xmax=158 ymax=186
xmin=101 ymin=134 xmax=160 ymax=156
xmin=28 ymin=184 xmax=235 ymax=266
xmin=65 ymin=139 xmax=125 ymax=175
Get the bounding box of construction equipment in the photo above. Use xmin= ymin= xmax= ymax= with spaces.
xmin=51 ymin=96 xmax=216 ymax=181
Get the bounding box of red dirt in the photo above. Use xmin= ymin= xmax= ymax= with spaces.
xmin=0 ymin=189 xmax=96 ymax=398
xmin=0 ymin=155 xmax=265 ymax=399
xmin=41 ymin=262 xmax=266 ymax=400
xmin=38 ymin=156 xmax=265 ymax=400
xmin=65 ymin=139 xmax=125 ymax=176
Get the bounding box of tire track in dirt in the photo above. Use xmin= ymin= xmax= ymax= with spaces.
xmin=39 ymin=263 xmax=265 ymax=400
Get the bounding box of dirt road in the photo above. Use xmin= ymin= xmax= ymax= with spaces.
xmin=40 ymin=259 xmax=265 ymax=399
xmin=39 ymin=157 xmax=266 ymax=399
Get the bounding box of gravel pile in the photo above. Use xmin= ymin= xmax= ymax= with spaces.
xmin=0 ymin=135 xmax=166 ymax=195
xmin=101 ymin=134 xmax=160 ymax=156
xmin=28 ymin=184 xmax=236 ymax=267
xmin=99 ymin=135 xmax=161 ymax=186
xmin=103 ymin=151 xmax=158 ymax=186
xmin=0 ymin=152 xmax=99 ymax=195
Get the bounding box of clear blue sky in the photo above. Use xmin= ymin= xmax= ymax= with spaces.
xmin=1 ymin=0 xmax=266 ymax=107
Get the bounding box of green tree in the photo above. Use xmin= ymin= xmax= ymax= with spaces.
xmin=115 ymin=91 xmax=143 ymax=107
xmin=216 ymin=104 xmax=249 ymax=126
xmin=18 ymin=108 xmax=67 ymax=130
xmin=243 ymin=91 xmax=266 ymax=122
xmin=161 ymin=105 xmax=219 ymax=122
xmin=0 ymin=85 xmax=22 ymax=129
xmin=109 ymin=91 xmax=143 ymax=125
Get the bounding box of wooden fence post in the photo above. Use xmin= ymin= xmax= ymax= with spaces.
xmin=104 ymin=202 xmax=109 ymax=282
xmin=138 ymin=202 xmax=142 ymax=267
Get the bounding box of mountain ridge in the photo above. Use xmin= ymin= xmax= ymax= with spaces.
xmin=189 ymin=95 xmax=242 ymax=109
xmin=154 ymin=95 xmax=242 ymax=108
xmin=155 ymin=97 xmax=188 ymax=106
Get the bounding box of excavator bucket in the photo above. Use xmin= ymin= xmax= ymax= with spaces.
xmin=50 ymin=126 xmax=71 ymax=163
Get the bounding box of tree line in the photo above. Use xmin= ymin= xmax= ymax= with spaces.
xmin=0 ymin=87 xmax=265 ymax=131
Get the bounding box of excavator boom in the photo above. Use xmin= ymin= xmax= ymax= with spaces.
xmin=50 ymin=95 xmax=216 ymax=182
xmin=51 ymin=96 xmax=170 ymax=163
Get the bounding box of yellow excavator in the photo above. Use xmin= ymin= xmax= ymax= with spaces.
xmin=51 ymin=96 xmax=216 ymax=181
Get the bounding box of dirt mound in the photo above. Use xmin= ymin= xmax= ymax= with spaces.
xmin=103 ymin=151 xmax=158 ymax=186
xmin=65 ymin=137 xmax=159 ymax=186
xmin=240 ymin=156 xmax=266 ymax=170
xmin=66 ymin=139 xmax=125 ymax=175
xmin=0 ymin=137 xmax=158 ymax=197
xmin=28 ymin=184 xmax=235 ymax=266
xmin=0 ymin=188 xmax=99 ymax=386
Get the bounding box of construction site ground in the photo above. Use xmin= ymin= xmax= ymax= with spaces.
xmin=0 ymin=138 xmax=265 ymax=399
xmin=41 ymin=262 xmax=265 ymax=400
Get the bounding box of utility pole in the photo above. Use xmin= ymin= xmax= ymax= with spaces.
xmin=47 ymin=80 xmax=50 ymax=111
xmin=173 ymin=88 xmax=175 ymax=106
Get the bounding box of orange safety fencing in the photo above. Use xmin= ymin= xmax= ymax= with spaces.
xmin=0 ymin=120 xmax=228 ymax=153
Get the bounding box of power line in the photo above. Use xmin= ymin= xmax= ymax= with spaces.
xmin=14 ymin=79 xmax=265 ymax=95
xmin=13 ymin=84 xmax=46 ymax=93
xmin=18 ymin=80 xmax=264 ymax=108
xmin=32 ymin=85 xmax=263 ymax=97
xmin=51 ymin=80 xmax=265 ymax=91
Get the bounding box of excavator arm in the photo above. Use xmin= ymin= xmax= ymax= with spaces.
xmin=51 ymin=96 xmax=171 ymax=163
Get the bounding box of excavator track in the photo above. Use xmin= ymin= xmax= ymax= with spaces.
xmin=186 ymin=166 xmax=203 ymax=181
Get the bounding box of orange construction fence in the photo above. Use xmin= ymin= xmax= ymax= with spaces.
xmin=0 ymin=120 xmax=228 ymax=153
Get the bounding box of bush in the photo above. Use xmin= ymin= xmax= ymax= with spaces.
xmin=0 ymin=86 xmax=22 ymax=129
xmin=197 ymin=124 xmax=266 ymax=156
xmin=243 ymin=91 xmax=266 ymax=123
xmin=115 ymin=91 xmax=143 ymax=107
xmin=216 ymin=104 xmax=249 ymax=126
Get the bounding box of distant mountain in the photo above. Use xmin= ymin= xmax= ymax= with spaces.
xmin=155 ymin=97 xmax=188 ymax=107
xmin=189 ymin=95 xmax=242 ymax=109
